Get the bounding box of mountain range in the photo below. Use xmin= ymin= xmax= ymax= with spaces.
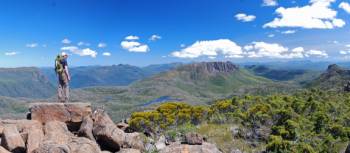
xmin=1 ymin=61 xmax=350 ymax=120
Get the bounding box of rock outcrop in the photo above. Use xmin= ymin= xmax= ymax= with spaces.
xmin=1 ymin=102 xmax=222 ymax=153
xmin=0 ymin=103 xmax=146 ymax=153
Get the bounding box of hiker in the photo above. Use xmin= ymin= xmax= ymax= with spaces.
xmin=55 ymin=52 xmax=71 ymax=103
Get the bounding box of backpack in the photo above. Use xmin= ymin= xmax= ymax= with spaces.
xmin=55 ymin=55 xmax=64 ymax=74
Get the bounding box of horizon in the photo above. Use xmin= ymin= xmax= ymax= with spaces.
xmin=1 ymin=0 xmax=350 ymax=67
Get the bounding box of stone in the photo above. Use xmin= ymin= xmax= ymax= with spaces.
xmin=159 ymin=142 xmax=222 ymax=153
xmin=32 ymin=142 xmax=70 ymax=153
xmin=43 ymin=121 xmax=72 ymax=145
xmin=155 ymin=135 xmax=166 ymax=150
xmin=231 ymin=149 xmax=243 ymax=153
xmin=184 ymin=133 xmax=203 ymax=145
xmin=92 ymin=109 xmax=125 ymax=152
xmin=0 ymin=146 xmax=10 ymax=153
xmin=78 ymin=116 xmax=95 ymax=141
xmin=67 ymin=137 xmax=101 ymax=153
xmin=116 ymin=122 xmax=130 ymax=132
xmin=1 ymin=125 xmax=26 ymax=153
xmin=118 ymin=148 xmax=141 ymax=153
xmin=29 ymin=103 xmax=92 ymax=130
xmin=123 ymin=133 xmax=145 ymax=150
xmin=26 ymin=124 xmax=44 ymax=153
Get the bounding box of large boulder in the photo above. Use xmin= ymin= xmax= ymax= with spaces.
xmin=43 ymin=121 xmax=72 ymax=145
xmin=67 ymin=137 xmax=101 ymax=153
xmin=1 ymin=125 xmax=26 ymax=153
xmin=26 ymin=122 xmax=44 ymax=153
xmin=159 ymin=142 xmax=222 ymax=153
xmin=92 ymin=109 xmax=125 ymax=152
xmin=29 ymin=103 xmax=92 ymax=130
xmin=78 ymin=116 xmax=95 ymax=141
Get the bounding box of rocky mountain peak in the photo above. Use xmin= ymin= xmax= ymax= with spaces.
xmin=182 ymin=61 xmax=239 ymax=74
xmin=327 ymin=64 xmax=343 ymax=73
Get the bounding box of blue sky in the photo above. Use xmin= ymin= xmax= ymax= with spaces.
xmin=0 ymin=0 xmax=350 ymax=67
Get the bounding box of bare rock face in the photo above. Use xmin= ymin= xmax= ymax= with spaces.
xmin=1 ymin=125 xmax=26 ymax=153
xmin=159 ymin=142 xmax=222 ymax=153
xmin=67 ymin=137 xmax=101 ymax=153
xmin=0 ymin=146 xmax=11 ymax=153
xmin=29 ymin=103 xmax=92 ymax=130
xmin=26 ymin=122 xmax=44 ymax=153
xmin=184 ymin=133 xmax=203 ymax=145
xmin=123 ymin=133 xmax=145 ymax=150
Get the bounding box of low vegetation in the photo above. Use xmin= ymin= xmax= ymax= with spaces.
xmin=129 ymin=89 xmax=350 ymax=152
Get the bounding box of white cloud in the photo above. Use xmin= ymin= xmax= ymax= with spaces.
xmin=263 ymin=0 xmax=278 ymax=6
xmin=346 ymin=44 xmax=350 ymax=48
xmin=264 ymin=0 xmax=345 ymax=29
xmin=102 ymin=52 xmax=111 ymax=56
xmin=26 ymin=43 xmax=38 ymax=48
xmin=235 ymin=13 xmax=256 ymax=22
xmin=149 ymin=35 xmax=162 ymax=41
xmin=4 ymin=52 xmax=18 ymax=56
xmin=121 ymin=41 xmax=149 ymax=52
xmin=305 ymin=49 xmax=328 ymax=58
xmin=180 ymin=44 xmax=186 ymax=48
xmin=61 ymin=46 xmax=97 ymax=58
xmin=340 ymin=50 xmax=348 ymax=55
xmin=268 ymin=34 xmax=275 ymax=37
xmin=339 ymin=2 xmax=350 ymax=14
xmin=62 ymin=38 xmax=71 ymax=44
xmin=125 ymin=35 xmax=139 ymax=40
xmin=77 ymin=41 xmax=90 ymax=46
xmin=171 ymin=39 xmax=243 ymax=59
xmin=281 ymin=30 xmax=297 ymax=34
xmin=98 ymin=42 xmax=107 ymax=48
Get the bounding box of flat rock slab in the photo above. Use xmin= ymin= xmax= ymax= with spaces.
xmin=29 ymin=103 xmax=92 ymax=124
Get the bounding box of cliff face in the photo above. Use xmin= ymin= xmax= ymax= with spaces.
xmin=178 ymin=61 xmax=239 ymax=76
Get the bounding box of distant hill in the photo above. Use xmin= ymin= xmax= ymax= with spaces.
xmin=0 ymin=67 xmax=55 ymax=98
xmin=308 ymin=64 xmax=350 ymax=90
xmin=41 ymin=63 xmax=182 ymax=88
xmin=245 ymin=65 xmax=321 ymax=86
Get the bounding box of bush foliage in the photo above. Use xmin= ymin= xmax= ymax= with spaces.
xmin=129 ymin=89 xmax=350 ymax=152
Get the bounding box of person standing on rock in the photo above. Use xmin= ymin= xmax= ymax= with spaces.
xmin=55 ymin=52 xmax=71 ymax=103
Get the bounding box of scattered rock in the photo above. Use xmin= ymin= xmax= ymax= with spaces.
xmin=231 ymin=149 xmax=243 ymax=153
xmin=160 ymin=142 xmax=222 ymax=153
xmin=184 ymin=133 xmax=203 ymax=145
xmin=116 ymin=122 xmax=129 ymax=131
xmin=26 ymin=123 xmax=44 ymax=153
xmin=1 ymin=124 xmax=26 ymax=153
xmin=67 ymin=137 xmax=101 ymax=153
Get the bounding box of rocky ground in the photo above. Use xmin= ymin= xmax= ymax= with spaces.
xmin=0 ymin=103 xmax=222 ymax=153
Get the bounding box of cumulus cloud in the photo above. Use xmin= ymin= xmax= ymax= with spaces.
xmin=264 ymin=0 xmax=345 ymax=29
xmin=339 ymin=2 xmax=350 ymax=14
xmin=98 ymin=42 xmax=107 ymax=48
xmin=235 ymin=13 xmax=256 ymax=22
xmin=121 ymin=41 xmax=149 ymax=52
xmin=26 ymin=43 xmax=38 ymax=48
xmin=149 ymin=35 xmax=162 ymax=41
xmin=4 ymin=52 xmax=18 ymax=56
xmin=62 ymin=38 xmax=71 ymax=44
xmin=61 ymin=46 xmax=97 ymax=58
xmin=171 ymin=39 xmax=243 ymax=59
xmin=268 ymin=34 xmax=275 ymax=38
xmin=305 ymin=49 xmax=328 ymax=58
xmin=125 ymin=35 xmax=139 ymax=40
xmin=77 ymin=41 xmax=90 ymax=46
xmin=171 ymin=39 xmax=328 ymax=59
xmin=102 ymin=52 xmax=111 ymax=56
xmin=263 ymin=0 xmax=278 ymax=6
xmin=281 ymin=30 xmax=297 ymax=34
